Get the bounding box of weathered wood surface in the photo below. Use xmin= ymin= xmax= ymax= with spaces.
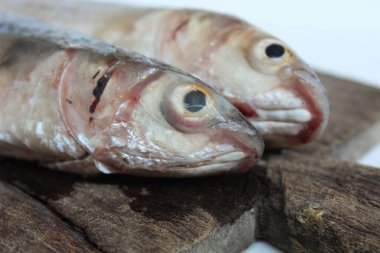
xmin=0 ymin=73 xmax=379 ymax=253
xmin=255 ymin=154 xmax=380 ymax=253
xmin=0 ymin=160 xmax=259 ymax=253
xmin=0 ymin=179 xmax=100 ymax=252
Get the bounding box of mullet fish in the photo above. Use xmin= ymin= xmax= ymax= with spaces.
xmin=0 ymin=0 xmax=330 ymax=148
xmin=0 ymin=13 xmax=264 ymax=177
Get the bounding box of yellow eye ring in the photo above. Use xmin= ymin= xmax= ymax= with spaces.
xmin=189 ymin=84 xmax=212 ymax=98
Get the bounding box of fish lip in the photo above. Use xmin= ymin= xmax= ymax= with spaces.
xmin=160 ymin=129 xmax=262 ymax=175
xmin=161 ymin=146 xmax=259 ymax=171
xmin=232 ymin=98 xmax=313 ymax=139
xmin=254 ymin=108 xmax=312 ymax=124
xmin=163 ymin=150 xmax=259 ymax=176
xmin=192 ymin=150 xmax=256 ymax=167
xmin=251 ymin=120 xmax=304 ymax=132
xmin=248 ymin=107 xmax=315 ymax=138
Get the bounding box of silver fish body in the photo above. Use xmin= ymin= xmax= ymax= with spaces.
xmin=0 ymin=13 xmax=264 ymax=177
xmin=0 ymin=0 xmax=330 ymax=148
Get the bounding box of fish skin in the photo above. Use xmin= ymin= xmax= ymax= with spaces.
xmin=0 ymin=0 xmax=330 ymax=148
xmin=0 ymin=13 xmax=264 ymax=177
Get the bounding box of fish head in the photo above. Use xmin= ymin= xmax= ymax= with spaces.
xmin=203 ymin=27 xmax=329 ymax=148
xmin=59 ymin=52 xmax=263 ymax=177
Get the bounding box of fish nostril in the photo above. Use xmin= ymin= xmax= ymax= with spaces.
xmin=233 ymin=102 xmax=258 ymax=118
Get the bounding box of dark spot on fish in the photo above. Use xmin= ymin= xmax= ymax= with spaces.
xmin=66 ymin=98 xmax=72 ymax=104
xmin=89 ymin=71 xmax=113 ymax=113
xmin=89 ymin=116 xmax=94 ymax=123
xmin=92 ymin=69 xmax=100 ymax=80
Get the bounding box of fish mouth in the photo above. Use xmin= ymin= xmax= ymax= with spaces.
xmin=233 ymin=99 xmax=318 ymax=147
xmin=232 ymin=70 xmax=329 ymax=148
xmin=94 ymin=150 xmax=257 ymax=177
xmin=162 ymin=125 xmax=263 ymax=177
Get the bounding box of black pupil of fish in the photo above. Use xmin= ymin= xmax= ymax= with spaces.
xmin=183 ymin=90 xmax=206 ymax=112
xmin=265 ymin=44 xmax=285 ymax=58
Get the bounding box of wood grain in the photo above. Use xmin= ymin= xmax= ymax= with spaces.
xmin=0 ymin=159 xmax=259 ymax=253
xmin=0 ymin=179 xmax=100 ymax=253
xmin=255 ymin=154 xmax=380 ymax=253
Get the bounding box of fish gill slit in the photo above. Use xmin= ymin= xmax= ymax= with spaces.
xmin=89 ymin=70 xmax=113 ymax=114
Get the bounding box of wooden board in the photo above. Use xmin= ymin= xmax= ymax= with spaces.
xmin=0 ymin=73 xmax=379 ymax=253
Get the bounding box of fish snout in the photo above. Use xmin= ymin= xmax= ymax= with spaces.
xmin=281 ymin=66 xmax=329 ymax=144
xmin=211 ymin=112 xmax=264 ymax=170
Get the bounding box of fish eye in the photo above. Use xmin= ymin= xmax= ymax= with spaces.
xmin=183 ymin=90 xmax=206 ymax=112
xmin=265 ymin=44 xmax=285 ymax=58
xmin=248 ymin=38 xmax=293 ymax=74
xmin=161 ymin=83 xmax=216 ymax=133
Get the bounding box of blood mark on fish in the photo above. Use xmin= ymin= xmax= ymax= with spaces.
xmin=233 ymin=102 xmax=258 ymax=118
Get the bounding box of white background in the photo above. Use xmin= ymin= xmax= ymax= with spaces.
xmin=95 ymin=1 xmax=379 ymax=252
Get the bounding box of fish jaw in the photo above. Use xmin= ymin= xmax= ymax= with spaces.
xmin=208 ymin=113 xmax=264 ymax=172
xmin=289 ymin=68 xmax=329 ymax=144
xmin=241 ymin=68 xmax=329 ymax=148
xmin=93 ymin=149 xmax=259 ymax=177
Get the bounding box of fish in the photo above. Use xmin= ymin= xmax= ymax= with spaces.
xmin=0 ymin=13 xmax=264 ymax=177
xmin=0 ymin=0 xmax=330 ymax=148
